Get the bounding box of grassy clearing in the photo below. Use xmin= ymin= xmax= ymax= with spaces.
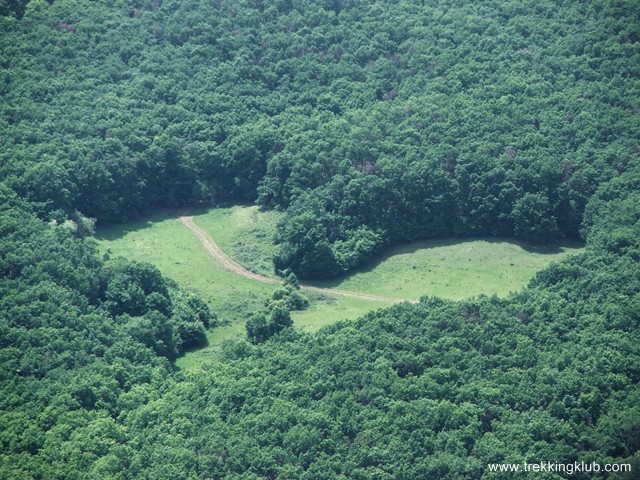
xmin=174 ymin=293 xmax=387 ymax=371
xmin=309 ymin=238 xmax=584 ymax=300
xmin=96 ymin=206 xmax=583 ymax=370
xmin=95 ymin=209 xmax=274 ymax=324
xmin=94 ymin=207 xmax=394 ymax=369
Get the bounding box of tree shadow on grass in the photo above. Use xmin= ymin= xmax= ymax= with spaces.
xmin=94 ymin=209 xmax=180 ymax=242
xmin=474 ymin=236 xmax=585 ymax=255
xmin=93 ymin=205 xmax=217 ymax=242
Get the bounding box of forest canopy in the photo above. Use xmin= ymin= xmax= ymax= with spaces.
xmin=1 ymin=0 xmax=638 ymax=276
xmin=1 ymin=0 xmax=639 ymax=478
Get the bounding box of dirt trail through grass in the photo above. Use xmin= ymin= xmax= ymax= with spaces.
xmin=178 ymin=216 xmax=417 ymax=304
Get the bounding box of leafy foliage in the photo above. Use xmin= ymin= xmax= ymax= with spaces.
xmin=0 ymin=198 xmax=214 ymax=477
xmin=246 ymin=304 xmax=293 ymax=344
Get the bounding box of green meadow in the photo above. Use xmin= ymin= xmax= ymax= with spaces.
xmin=96 ymin=206 xmax=582 ymax=369
xmin=309 ymin=237 xmax=584 ymax=300
xmin=95 ymin=209 xmax=274 ymax=324
xmin=95 ymin=207 xmax=391 ymax=368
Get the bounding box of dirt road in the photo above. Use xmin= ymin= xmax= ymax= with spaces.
xmin=178 ymin=216 xmax=417 ymax=304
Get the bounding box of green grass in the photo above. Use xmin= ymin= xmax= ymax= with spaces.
xmin=309 ymin=238 xmax=584 ymax=300
xmin=192 ymin=205 xmax=281 ymax=277
xmin=174 ymin=293 xmax=386 ymax=371
xmin=95 ymin=209 xmax=274 ymax=324
xmin=95 ymin=206 xmax=583 ymax=370
xmin=94 ymin=207 xmax=394 ymax=369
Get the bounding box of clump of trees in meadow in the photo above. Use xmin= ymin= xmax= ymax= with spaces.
xmin=247 ymin=273 xmax=308 ymax=344
xmin=1 ymin=0 xmax=639 ymax=478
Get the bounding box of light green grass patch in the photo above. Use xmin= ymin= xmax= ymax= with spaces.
xmin=192 ymin=205 xmax=281 ymax=277
xmin=294 ymin=291 xmax=394 ymax=332
xmin=94 ymin=210 xmax=274 ymax=325
xmin=309 ymin=238 xmax=583 ymax=300
xmin=176 ymin=294 xmax=395 ymax=371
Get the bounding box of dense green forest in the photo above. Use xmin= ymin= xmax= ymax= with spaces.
xmin=1 ymin=0 xmax=638 ymax=277
xmin=1 ymin=0 xmax=639 ymax=478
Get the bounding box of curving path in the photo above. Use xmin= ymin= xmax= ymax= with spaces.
xmin=178 ymin=216 xmax=418 ymax=304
